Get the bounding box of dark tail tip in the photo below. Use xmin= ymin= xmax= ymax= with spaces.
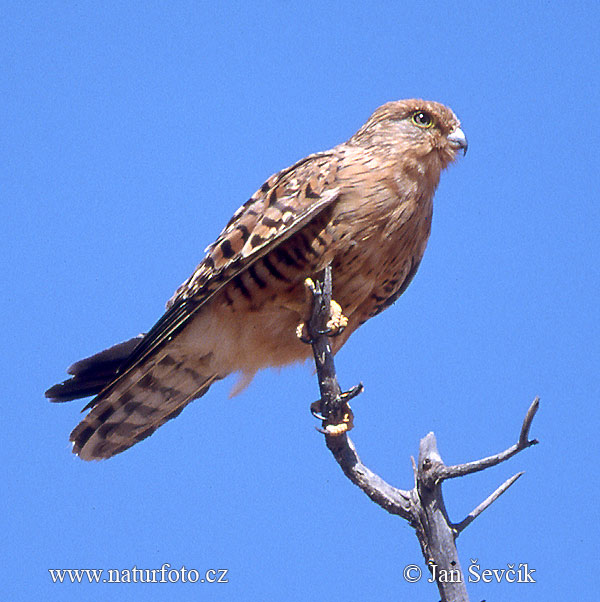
xmin=45 ymin=334 xmax=145 ymax=403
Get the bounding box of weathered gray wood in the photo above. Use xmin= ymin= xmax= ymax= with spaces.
xmin=305 ymin=266 xmax=539 ymax=602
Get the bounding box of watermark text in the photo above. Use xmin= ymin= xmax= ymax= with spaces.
xmin=49 ymin=564 xmax=229 ymax=584
xmin=403 ymin=559 xmax=536 ymax=584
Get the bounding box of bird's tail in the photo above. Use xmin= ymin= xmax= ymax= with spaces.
xmin=46 ymin=337 xmax=222 ymax=460
xmin=46 ymin=336 xmax=145 ymax=403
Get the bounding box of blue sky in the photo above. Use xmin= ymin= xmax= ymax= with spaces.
xmin=2 ymin=2 xmax=598 ymax=600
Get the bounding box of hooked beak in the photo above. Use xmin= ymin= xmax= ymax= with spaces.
xmin=447 ymin=127 xmax=468 ymax=155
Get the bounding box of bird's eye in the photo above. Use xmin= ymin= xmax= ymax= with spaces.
xmin=411 ymin=111 xmax=434 ymax=128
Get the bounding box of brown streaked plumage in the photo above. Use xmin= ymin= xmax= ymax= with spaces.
xmin=46 ymin=99 xmax=467 ymax=460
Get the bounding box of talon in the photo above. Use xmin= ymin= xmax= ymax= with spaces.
xmin=314 ymin=399 xmax=355 ymax=437
xmin=310 ymin=400 xmax=326 ymax=420
xmin=341 ymin=383 xmax=364 ymax=402
xmin=311 ymin=382 xmax=361 ymax=435
xmin=316 ymin=326 xmax=346 ymax=336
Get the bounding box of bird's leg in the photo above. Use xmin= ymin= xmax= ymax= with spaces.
xmin=296 ymin=278 xmax=348 ymax=344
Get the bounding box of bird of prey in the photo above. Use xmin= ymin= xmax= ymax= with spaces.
xmin=46 ymin=99 xmax=467 ymax=460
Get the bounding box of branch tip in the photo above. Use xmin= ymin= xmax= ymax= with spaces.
xmin=454 ymin=471 xmax=524 ymax=535
xmin=518 ymin=397 xmax=540 ymax=448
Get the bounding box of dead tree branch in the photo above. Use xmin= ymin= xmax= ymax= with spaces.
xmin=305 ymin=265 xmax=539 ymax=602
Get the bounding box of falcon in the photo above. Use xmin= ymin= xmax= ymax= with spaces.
xmin=46 ymin=99 xmax=467 ymax=460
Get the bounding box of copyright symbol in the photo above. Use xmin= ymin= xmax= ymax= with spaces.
xmin=403 ymin=564 xmax=421 ymax=582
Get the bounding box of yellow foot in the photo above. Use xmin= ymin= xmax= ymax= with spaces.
xmin=326 ymin=299 xmax=348 ymax=337
xmin=296 ymin=277 xmax=349 ymax=343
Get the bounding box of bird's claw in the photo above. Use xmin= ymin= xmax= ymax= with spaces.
xmin=310 ymin=401 xmax=327 ymax=421
xmin=296 ymin=299 xmax=348 ymax=344
xmin=316 ymin=405 xmax=354 ymax=436
xmin=341 ymin=382 xmax=364 ymax=402
xmin=311 ymin=383 xmax=363 ymax=436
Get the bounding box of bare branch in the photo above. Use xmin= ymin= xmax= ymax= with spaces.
xmin=304 ymin=266 xmax=539 ymax=602
xmin=439 ymin=400 xmax=540 ymax=480
xmin=453 ymin=472 xmax=524 ymax=534
xmin=304 ymin=265 xmax=412 ymax=518
xmin=304 ymin=268 xmax=344 ymax=426
xmin=519 ymin=396 xmax=540 ymax=447
xmin=325 ymin=433 xmax=413 ymax=520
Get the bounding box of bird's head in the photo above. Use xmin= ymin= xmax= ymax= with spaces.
xmin=349 ymin=99 xmax=467 ymax=175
